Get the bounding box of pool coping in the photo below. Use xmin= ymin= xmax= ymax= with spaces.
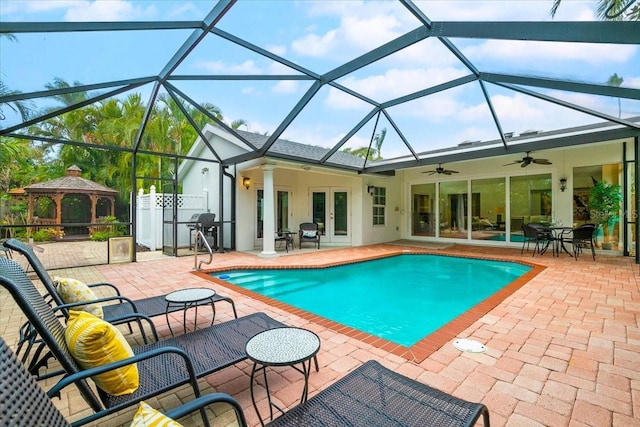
xmin=193 ymin=248 xmax=545 ymax=363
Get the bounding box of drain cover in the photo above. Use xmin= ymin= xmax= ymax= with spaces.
xmin=453 ymin=338 xmax=487 ymax=353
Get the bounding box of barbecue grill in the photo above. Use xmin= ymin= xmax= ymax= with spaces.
xmin=187 ymin=213 xmax=217 ymax=250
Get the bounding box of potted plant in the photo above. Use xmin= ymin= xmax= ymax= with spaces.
xmin=588 ymin=180 xmax=622 ymax=249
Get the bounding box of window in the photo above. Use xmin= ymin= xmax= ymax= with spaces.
xmin=372 ymin=186 xmax=386 ymax=226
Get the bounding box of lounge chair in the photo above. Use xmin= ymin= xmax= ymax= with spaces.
xmin=3 ymin=238 xmax=237 ymax=325
xmin=0 ymin=257 xmax=285 ymax=426
xmin=0 ymin=335 xmax=490 ymax=427
xmin=0 ymin=335 xmax=249 ymax=427
xmin=298 ymin=222 xmax=320 ymax=249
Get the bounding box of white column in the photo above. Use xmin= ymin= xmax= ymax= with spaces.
xmin=260 ymin=165 xmax=278 ymax=258
xmin=149 ymin=185 xmax=157 ymax=251
xmin=136 ymin=188 xmax=143 ymax=246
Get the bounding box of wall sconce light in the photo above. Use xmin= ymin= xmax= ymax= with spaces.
xmin=242 ymin=176 xmax=251 ymax=190
xmin=367 ymin=185 xmax=375 ymax=196
xmin=559 ymin=177 xmax=567 ymax=192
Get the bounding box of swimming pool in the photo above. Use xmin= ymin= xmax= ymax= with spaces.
xmin=214 ymin=254 xmax=531 ymax=347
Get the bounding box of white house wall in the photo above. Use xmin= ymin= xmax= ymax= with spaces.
xmin=400 ymin=138 xmax=632 ymax=245
xmin=235 ymin=165 xmax=403 ymax=251
xmin=179 ymin=124 xmax=635 ymax=252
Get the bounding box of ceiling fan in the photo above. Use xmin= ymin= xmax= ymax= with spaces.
xmin=503 ymin=152 xmax=552 ymax=168
xmin=422 ymin=163 xmax=459 ymax=175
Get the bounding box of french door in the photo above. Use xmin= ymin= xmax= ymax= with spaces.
xmin=256 ymin=187 xmax=291 ymax=239
xmin=309 ymin=187 xmax=350 ymax=244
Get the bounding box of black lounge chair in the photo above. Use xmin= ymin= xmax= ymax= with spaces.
xmin=0 ymin=335 xmax=248 ymax=427
xmin=0 ymin=334 xmax=490 ymax=427
xmin=3 ymin=238 xmax=237 ymax=323
xmin=0 ymin=257 xmax=285 ymax=426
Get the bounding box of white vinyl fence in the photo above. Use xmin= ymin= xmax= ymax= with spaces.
xmin=135 ymin=186 xmax=208 ymax=250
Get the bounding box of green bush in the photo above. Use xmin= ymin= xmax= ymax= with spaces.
xmin=32 ymin=228 xmax=62 ymax=242
xmin=90 ymin=231 xmax=112 ymax=241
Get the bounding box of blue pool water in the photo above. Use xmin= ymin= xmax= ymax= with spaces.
xmin=215 ymin=254 xmax=530 ymax=347
xmin=486 ymin=233 xmax=526 ymax=242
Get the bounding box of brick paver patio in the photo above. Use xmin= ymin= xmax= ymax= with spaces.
xmin=1 ymin=242 xmax=638 ymax=426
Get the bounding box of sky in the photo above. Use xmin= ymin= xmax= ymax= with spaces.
xmin=1 ymin=0 xmax=639 ymax=162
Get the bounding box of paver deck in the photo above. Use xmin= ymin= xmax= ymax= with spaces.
xmin=1 ymin=242 xmax=638 ymax=426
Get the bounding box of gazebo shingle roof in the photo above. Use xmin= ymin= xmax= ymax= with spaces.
xmin=24 ymin=165 xmax=118 ymax=195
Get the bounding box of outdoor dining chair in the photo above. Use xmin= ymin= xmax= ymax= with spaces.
xmin=0 ymin=257 xmax=285 ymax=426
xmin=561 ymin=223 xmax=597 ymax=260
xmin=0 ymin=334 xmax=490 ymax=427
xmin=521 ymin=223 xmax=554 ymax=256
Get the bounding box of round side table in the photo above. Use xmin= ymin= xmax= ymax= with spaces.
xmin=246 ymin=327 xmax=320 ymax=426
xmin=165 ymin=288 xmax=216 ymax=336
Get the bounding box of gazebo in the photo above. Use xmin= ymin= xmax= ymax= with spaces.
xmin=23 ymin=165 xmax=118 ymax=238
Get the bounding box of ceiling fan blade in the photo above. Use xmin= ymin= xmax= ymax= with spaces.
xmin=443 ymin=171 xmax=452 ymax=175
xmin=422 ymin=170 xmax=435 ymax=175
xmin=503 ymin=161 xmax=520 ymax=166
xmin=449 ymin=170 xmax=459 ymax=174
xmin=521 ymin=162 xmax=529 ymax=168
xmin=532 ymin=159 xmax=552 ymax=165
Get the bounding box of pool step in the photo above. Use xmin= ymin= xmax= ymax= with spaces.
xmin=222 ymin=273 xmax=320 ymax=297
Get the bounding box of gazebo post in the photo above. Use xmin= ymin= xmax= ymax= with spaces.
xmin=90 ymin=194 xmax=98 ymax=232
xmin=54 ymin=194 xmax=63 ymax=237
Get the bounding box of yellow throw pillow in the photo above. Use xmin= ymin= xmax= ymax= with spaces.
xmin=65 ymin=310 xmax=139 ymax=396
xmin=131 ymin=401 xmax=183 ymax=427
xmin=54 ymin=276 xmax=104 ymax=319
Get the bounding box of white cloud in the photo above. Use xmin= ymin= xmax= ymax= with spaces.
xmin=625 ymin=76 xmax=640 ymax=88
xmin=324 ymin=66 xmax=467 ymax=110
xmin=272 ymin=80 xmax=299 ymax=94
xmin=266 ymin=44 xmax=287 ymax=57
xmin=463 ymin=40 xmax=636 ymax=66
xmin=291 ymin=30 xmax=339 ymax=58
xmin=194 ymin=59 xmax=262 ymax=74
xmin=23 ymin=0 xmax=79 ymax=13
xmin=411 ymin=0 xmax=595 ymax=21
xmin=292 ymin=1 xmax=406 ymax=60
xmin=166 ymin=2 xmax=199 ymax=19
xmin=63 ymin=0 xmax=157 ymax=21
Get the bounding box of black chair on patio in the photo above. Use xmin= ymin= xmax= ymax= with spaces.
xmin=274 ymin=230 xmax=294 ymax=252
xmin=4 ymin=238 xmax=237 ymax=323
xmin=0 ymin=335 xmax=245 ymax=427
xmin=0 ymin=334 xmax=490 ymax=427
xmin=0 ymin=257 xmax=285 ymax=426
xmin=4 ymin=238 xmax=238 ymax=373
xmin=521 ymin=223 xmax=554 ymax=256
xmin=298 ymin=222 xmax=320 ymax=249
xmin=562 ymin=223 xmax=596 ymax=260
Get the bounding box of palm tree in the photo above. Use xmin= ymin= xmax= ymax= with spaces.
xmin=0 ymin=34 xmax=35 ymax=124
xmin=551 ymin=0 xmax=639 ymax=20
xmin=342 ymin=127 xmax=387 ymax=161
xmin=44 ymin=77 xmax=89 ymax=106
xmin=606 ymin=73 xmax=624 ymax=118
xmin=371 ymin=128 xmax=387 ymax=161
xmin=0 ymin=80 xmax=35 ymax=123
